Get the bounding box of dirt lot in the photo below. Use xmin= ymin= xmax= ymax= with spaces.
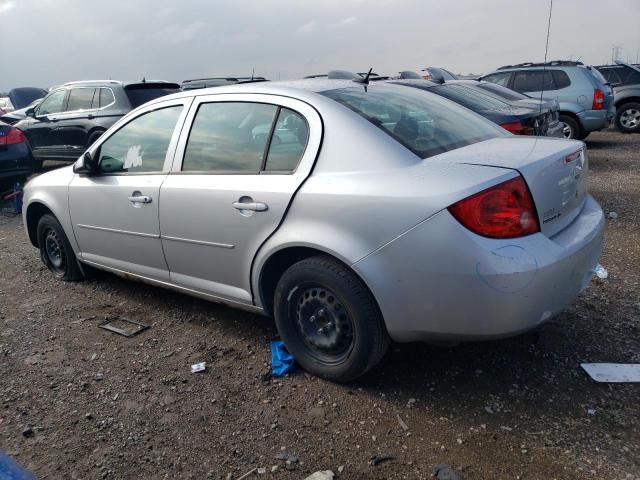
xmin=1 ymin=130 xmax=639 ymax=480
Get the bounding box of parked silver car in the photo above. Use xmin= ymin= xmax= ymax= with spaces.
xmin=22 ymin=80 xmax=604 ymax=382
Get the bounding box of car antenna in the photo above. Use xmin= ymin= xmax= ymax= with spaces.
xmin=251 ymin=68 xmax=255 ymax=81
xmin=538 ymin=0 xmax=553 ymax=131
xmin=354 ymin=68 xmax=373 ymax=91
xmin=141 ymin=77 xmax=146 ymax=83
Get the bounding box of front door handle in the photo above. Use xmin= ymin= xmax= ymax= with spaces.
xmin=128 ymin=194 xmax=152 ymax=204
xmin=232 ymin=201 xmax=268 ymax=212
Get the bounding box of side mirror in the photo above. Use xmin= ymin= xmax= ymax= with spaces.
xmin=73 ymin=151 xmax=98 ymax=174
xmin=26 ymin=108 xmax=36 ymax=118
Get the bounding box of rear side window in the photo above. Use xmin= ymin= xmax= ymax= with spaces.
xmin=95 ymin=88 xmax=115 ymax=108
xmin=67 ymin=88 xmax=96 ymax=111
xmin=265 ymin=108 xmax=309 ymax=172
xmin=97 ymin=106 xmax=183 ymax=174
xmin=321 ymin=85 xmax=506 ymax=159
xmin=481 ymin=72 xmax=511 ymax=87
xmin=125 ymin=86 xmax=181 ymax=109
xmin=512 ymin=70 xmax=556 ymax=92
xmin=183 ymin=102 xmax=277 ymax=172
xmin=551 ymin=70 xmax=571 ymax=89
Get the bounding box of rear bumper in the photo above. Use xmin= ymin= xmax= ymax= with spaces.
xmin=354 ymin=195 xmax=605 ymax=342
xmin=577 ymin=108 xmax=615 ymax=132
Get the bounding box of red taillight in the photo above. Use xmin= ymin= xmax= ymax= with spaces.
xmin=592 ymin=89 xmax=605 ymax=110
xmin=448 ymin=176 xmax=540 ymax=239
xmin=0 ymin=128 xmax=27 ymax=146
xmin=500 ymin=121 xmax=534 ymax=136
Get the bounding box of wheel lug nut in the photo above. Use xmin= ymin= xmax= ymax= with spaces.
xmin=318 ymin=309 xmax=325 ymax=317
xmin=309 ymin=316 xmax=316 ymax=323
xmin=316 ymin=328 xmax=324 ymax=335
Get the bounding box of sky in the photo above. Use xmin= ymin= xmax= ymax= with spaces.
xmin=1 ymin=0 xmax=639 ymax=90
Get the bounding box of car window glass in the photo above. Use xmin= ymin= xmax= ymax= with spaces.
xmin=95 ymin=88 xmax=115 ymax=108
xmin=475 ymin=82 xmax=529 ymax=100
xmin=97 ymin=106 xmax=183 ymax=174
xmin=322 ymin=85 xmax=507 ymax=159
xmin=124 ymin=86 xmax=182 ymax=109
xmin=512 ymin=71 xmax=556 ymax=92
xmin=265 ymin=108 xmax=309 ymax=172
xmin=38 ymin=90 xmax=67 ymax=115
xmin=67 ymin=88 xmax=96 ymax=112
xmin=482 ymin=72 xmax=511 ymax=87
xmin=183 ymin=102 xmax=277 ymax=172
xmin=432 ymin=84 xmax=510 ymax=110
xmin=550 ymin=70 xmax=571 ymax=89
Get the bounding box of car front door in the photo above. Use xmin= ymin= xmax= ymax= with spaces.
xmin=69 ymin=98 xmax=191 ymax=280
xmin=159 ymin=94 xmax=321 ymax=305
xmin=51 ymin=87 xmax=99 ymax=160
xmin=21 ymin=89 xmax=69 ymax=161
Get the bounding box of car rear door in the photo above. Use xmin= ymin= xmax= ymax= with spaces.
xmin=159 ymin=94 xmax=322 ymax=305
xmin=69 ymin=98 xmax=191 ymax=281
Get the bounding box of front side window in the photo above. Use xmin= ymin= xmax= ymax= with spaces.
xmin=265 ymin=108 xmax=309 ymax=171
xmin=38 ymin=90 xmax=67 ymax=115
xmin=183 ymin=102 xmax=277 ymax=172
xmin=98 ymin=106 xmax=183 ymax=174
xmin=67 ymin=88 xmax=96 ymax=111
xmin=322 ymin=85 xmax=507 ymax=159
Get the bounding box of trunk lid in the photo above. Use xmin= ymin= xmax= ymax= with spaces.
xmin=431 ymin=137 xmax=588 ymax=237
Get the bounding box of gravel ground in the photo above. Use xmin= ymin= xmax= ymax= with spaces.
xmin=1 ymin=130 xmax=639 ymax=480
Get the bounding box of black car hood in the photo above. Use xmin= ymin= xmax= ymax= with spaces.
xmin=8 ymin=88 xmax=47 ymax=110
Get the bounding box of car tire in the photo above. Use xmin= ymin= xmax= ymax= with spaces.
xmin=615 ymin=102 xmax=640 ymax=133
xmin=575 ymin=130 xmax=590 ymax=141
xmin=87 ymin=130 xmax=105 ymax=147
xmin=559 ymin=115 xmax=581 ymax=139
xmin=274 ymin=255 xmax=390 ymax=382
xmin=36 ymin=214 xmax=83 ymax=281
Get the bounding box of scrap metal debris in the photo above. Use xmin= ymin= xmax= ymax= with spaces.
xmin=191 ymin=362 xmax=207 ymax=373
xmin=432 ymin=463 xmax=464 ymax=480
xmin=396 ymin=413 xmax=410 ymax=431
xmin=594 ymin=264 xmax=608 ymax=279
xmin=98 ymin=317 xmax=149 ymax=337
xmin=581 ymin=363 xmax=640 ymax=383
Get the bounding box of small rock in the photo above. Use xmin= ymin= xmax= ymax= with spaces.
xmin=484 ymin=406 xmax=494 ymax=414
xmin=337 ymin=465 xmax=344 ymax=473
xmin=303 ymin=471 xmax=334 ymax=480
xmin=21 ymin=426 xmax=34 ymax=438
xmin=95 ymin=373 xmax=104 ymax=382
xmin=85 ymin=413 xmax=93 ymax=420
xmin=271 ymin=465 xmax=279 ymax=473
xmin=432 ymin=464 xmax=464 ymax=480
xmin=608 ymin=211 xmax=618 ymax=219
xmin=407 ymin=398 xmax=417 ymax=408
xmin=257 ymin=467 xmax=266 ymax=474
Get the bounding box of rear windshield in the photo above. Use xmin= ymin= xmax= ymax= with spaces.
xmin=125 ymin=86 xmax=181 ymax=108
xmin=474 ymin=82 xmax=529 ymax=101
xmin=430 ymin=84 xmax=511 ymax=111
xmin=9 ymin=87 xmax=47 ymax=109
xmin=321 ymin=85 xmax=506 ymax=159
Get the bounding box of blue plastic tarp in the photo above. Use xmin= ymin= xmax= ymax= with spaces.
xmin=270 ymin=340 xmax=294 ymax=377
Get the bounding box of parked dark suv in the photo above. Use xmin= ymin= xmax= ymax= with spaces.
xmin=595 ymin=62 xmax=640 ymax=133
xmin=15 ymin=80 xmax=181 ymax=169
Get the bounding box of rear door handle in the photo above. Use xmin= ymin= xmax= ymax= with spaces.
xmin=128 ymin=194 xmax=152 ymax=204
xmin=232 ymin=201 xmax=268 ymax=212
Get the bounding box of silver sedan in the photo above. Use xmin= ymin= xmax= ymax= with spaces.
xmin=22 ymin=80 xmax=604 ymax=382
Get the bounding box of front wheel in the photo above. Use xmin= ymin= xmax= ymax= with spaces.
xmin=274 ymin=256 xmax=390 ymax=382
xmin=615 ymin=102 xmax=640 ymax=133
xmin=37 ymin=214 xmax=83 ymax=281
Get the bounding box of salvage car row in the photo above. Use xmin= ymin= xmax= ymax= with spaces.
xmin=3 ymin=59 xmax=639 ymax=191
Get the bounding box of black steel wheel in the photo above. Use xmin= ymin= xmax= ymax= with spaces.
xmin=37 ymin=214 xmax=83 ymax=281
xmin=274 ymin=255 xmax=390 ymax=382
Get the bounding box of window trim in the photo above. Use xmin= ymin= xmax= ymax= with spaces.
xmin=36 ymin=89 xmax=69 ymax=116
xmin=83 ymin=97 xmax=193 ymax=176
xmin=175 ymin=99 xmax=310 ymax=176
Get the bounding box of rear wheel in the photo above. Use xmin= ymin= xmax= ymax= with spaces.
xmin=274 ymin=256 xmax=390 ymax=382
xmin=37 ymin=214 xmax=83 ymax=281
xmin=559 ymin=114 xmax=581 ymax=139
xmin=615 ymin=102 xmax=640 ymax=133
